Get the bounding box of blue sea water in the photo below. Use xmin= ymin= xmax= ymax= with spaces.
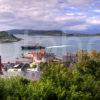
xmin=0 ymin=34 xmax=100 ymax=62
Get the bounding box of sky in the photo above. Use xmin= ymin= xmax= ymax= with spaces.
xmin=0 ymin=0 xmax=100 ymax=33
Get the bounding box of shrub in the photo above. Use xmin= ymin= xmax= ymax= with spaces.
xmin=0 ymin=51 xmax=100 ymax=100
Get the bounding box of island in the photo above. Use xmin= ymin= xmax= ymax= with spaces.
xmin=0 ymin=31 xmax=21 ymax=43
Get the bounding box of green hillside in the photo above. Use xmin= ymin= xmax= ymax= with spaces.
xmin=0 ymin=31 xmax=21 ymax=43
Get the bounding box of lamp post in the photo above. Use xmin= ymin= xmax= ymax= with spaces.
xmin=0 ymin=56 xmax=3 ymax=75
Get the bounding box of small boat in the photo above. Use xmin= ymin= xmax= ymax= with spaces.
xmin=21 ymin=45 xmax=45 ymax=50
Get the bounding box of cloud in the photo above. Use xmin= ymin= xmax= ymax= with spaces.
xmin=87 ymin=16 xmax=100 ymax=25
xmin=0 ymin=0 xmax=100 ymax=32
xmin=93 ymin=9 xmax=100 ymax=13
xmin=64 ymin=0 xmax=93 ymax=7
xmin=63 ymin=24 xmax=89 ymax=31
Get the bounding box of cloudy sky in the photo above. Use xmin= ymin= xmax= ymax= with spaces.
xmin=0 ymin=0 xmax=100 ymax=33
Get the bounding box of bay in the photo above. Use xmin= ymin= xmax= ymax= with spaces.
xmin=0 ymin=34 xmax=100 ymax=62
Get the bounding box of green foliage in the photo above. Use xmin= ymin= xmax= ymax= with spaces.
xmin=0 ymin=51 xmax=100 ymax=100
xmin=0 ymin=31 xmax=21 ymax=42
xmin=30 ymin=64 xmax=37 ymax=68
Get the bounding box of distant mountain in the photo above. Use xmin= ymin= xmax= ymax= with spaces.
xmin=0 ymin=31 xmax=21 ymax=43
xmin=7 ymin=29 xmax=65 ymax=36
xmin=7 ymin=29 xmax=100 ymax=36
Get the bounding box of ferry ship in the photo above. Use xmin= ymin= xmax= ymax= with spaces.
xmin=21 ymin=45 xmax=45 ymax=50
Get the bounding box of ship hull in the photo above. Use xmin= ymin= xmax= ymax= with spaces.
xmin=21 ymin=46 xmax=45 ymax=50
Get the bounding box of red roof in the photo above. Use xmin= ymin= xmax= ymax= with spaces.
xmin=31 ymin=50 xmax=46 ymax=56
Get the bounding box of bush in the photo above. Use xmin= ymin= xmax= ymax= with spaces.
xmin=0 ymin=51 xmax=100 ymax=100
